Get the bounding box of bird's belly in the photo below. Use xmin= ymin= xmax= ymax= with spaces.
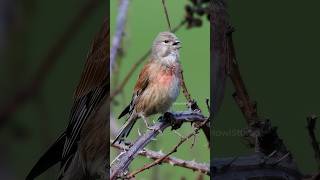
xmin=139 ymin=75 xmax=180 ymax=116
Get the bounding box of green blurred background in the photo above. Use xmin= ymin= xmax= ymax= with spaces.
xmin=110 ymin=1 xmax=210 ymax=180
xmin=0 ymin=0 xmax=319 ymax=180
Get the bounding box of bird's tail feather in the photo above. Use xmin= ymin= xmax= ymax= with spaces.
xmin=26 ymin=132 xmax=66 ymax=180
xmin=112 ymin=116 xmax=137 ymax=144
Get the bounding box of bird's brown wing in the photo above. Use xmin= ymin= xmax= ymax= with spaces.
xmin=132 ymin=62 xmax=151 ymax=107
xmin=61 ymin=18 xmax=109 ymax=165
xmin=114 ymin=62 xmax=152 ymax=144
xmin=133 ymin=62 xmax=151 ymax=93
xmin=73 ymin=19 xmax=109 ymax=99
xmin=118 ymin=62 xmax=151 ymax=119
xmin=26 ymin=18 xmax=109 ymax=180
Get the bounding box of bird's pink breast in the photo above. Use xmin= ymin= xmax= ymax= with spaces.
xmin=156 ymin=66 xmax=176 ymax=86
xmin=158 ymin=73 xmax=173 ymax=86
xmin=137 ymin=64 xmax=180 ymax=116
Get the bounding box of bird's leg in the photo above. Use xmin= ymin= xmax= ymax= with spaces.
xmin=140 ymin=114 xmax=161 ymax=132
xmin=140 ymin=114 xmax=153 ymax=130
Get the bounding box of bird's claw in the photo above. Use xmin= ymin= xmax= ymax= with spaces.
xmin=147 ymin=126 xmax=163 ymax=134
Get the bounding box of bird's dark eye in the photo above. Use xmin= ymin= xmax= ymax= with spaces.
xmin=164 ymin=40 xmax=169 ymax=43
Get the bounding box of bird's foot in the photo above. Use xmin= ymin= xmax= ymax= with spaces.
xmin=147 ymin=126 xmax=156 ymax=131
xmin=141 ymin=114 xmax=163 ymax=133
xmin=147 ymin=126 xmax=163 ymax=134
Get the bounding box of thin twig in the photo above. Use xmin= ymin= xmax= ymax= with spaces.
xmin=110 ymin=111 xmax=207 ymax=179
xmin=127 ymin=118 xmax=209 ymax=178
xmin=161 ymin=0 xmax=172 ymax=31
xmin=111 ymin=142 xmax=209 ymax=175
xmin=110 ymin=0 xmax=130 ymax=73
xmin=180 ymin=69 xmax=192 ymax=103
xmin=127 ymin=117 xmax=209 ymax=178
xmin=180 ymin=69 xmax=210 ymax=144
xmin=0 ymin=0 xmax=103 ymax=125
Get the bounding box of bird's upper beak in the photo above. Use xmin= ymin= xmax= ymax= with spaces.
xmin=173 ymin=41 xmax=181 ymax=49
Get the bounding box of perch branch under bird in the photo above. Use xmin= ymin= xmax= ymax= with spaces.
xmin=110 ymin=111 xmax=208 ymax=180
xmin=111 ymin=142 xmax=209 ymax=175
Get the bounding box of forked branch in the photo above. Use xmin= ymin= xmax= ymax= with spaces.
xmin=111 ymin=142 xmax=209 ymax=176
xmin=110 ymin=111 xmax=208 ymax=180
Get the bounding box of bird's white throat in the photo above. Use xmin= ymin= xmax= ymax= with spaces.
xmin=161 ymin=51 xmax=179 ymax=65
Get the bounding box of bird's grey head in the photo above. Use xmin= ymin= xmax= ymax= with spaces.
xmin=151 ymin=32 xmax=181 ymax=59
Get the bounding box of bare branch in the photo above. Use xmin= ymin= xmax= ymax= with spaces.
xmin=127 ymin=118 xmax=209 ymax=178
xmin=110 ymin=0 xmax=129 ymax=73
xmin=180 ymin=70 xmax=210 ymax=144
xmin=180 ymin=70 xmax=192 ymax=103
xmin=212 ymin=153 xmax=302 ymax=180
xmin=111 ymin=142 xmax=209 ymax=175
xmin=161 ymin=0 xmax=172 ymax=31
xmin=227 ymin=29 xmax=259 ymax=125
xmin=110 ymin=111 xmax=207 ymax=180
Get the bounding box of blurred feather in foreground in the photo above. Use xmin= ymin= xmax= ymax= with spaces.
xmin=26 ymin=18 xmax=109 ymax=180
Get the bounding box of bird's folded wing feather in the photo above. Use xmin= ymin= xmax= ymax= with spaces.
xmin=61 ymin=19 xmax=109 ymax=165
xmin=130 ymin=63 xmax=151 ymax=110
xmin=118 ymin=62 xmax=151 ymax=119
xmin=26 ymin=133 xmax=66 ymax=180
xmin=133 ymin=62 xmax=151 ymax=93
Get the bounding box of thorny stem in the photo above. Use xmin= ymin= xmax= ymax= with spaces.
xmin=111 ymin=142 xmax=209 ymax=176
xmin=126 ymin=118 xmax=210 ymax=178
xmin=110 ymin=111 xmax=207 ymax=179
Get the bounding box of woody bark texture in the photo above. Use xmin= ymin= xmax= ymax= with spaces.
xmin=110 ymin=111 xmax=207 ymax=180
